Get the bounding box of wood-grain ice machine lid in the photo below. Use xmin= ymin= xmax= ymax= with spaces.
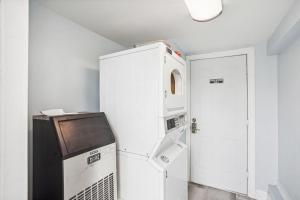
xmin=51 ymin=112 xmax=115 ymax=159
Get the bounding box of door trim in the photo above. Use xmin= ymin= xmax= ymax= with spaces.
xmin=0 ymin=1 xmax=29 ymax=199
xmin=186 ymin=47 xmax=256 ymax=198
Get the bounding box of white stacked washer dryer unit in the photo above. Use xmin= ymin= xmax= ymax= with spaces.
xmin=99 ymin=42 xmax=188 ymax=200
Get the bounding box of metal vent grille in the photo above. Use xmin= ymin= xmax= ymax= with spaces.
xmin=69 ymin=173 xmax=115 ymax=200
xmin=109 ymin=174 xmax=114 ymax=200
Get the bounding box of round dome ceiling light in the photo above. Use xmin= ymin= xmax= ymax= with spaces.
xmin=184 ymin=0 xmax=223 ymax=22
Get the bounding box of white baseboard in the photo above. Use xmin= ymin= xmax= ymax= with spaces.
xmin=256 ymin=190 xmax=268 ymax=200
xmin=276 ymin=181 xmax=292 ymax=200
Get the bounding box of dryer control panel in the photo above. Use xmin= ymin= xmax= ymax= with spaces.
xmin=165 ymin=114 xmax=186 ymax=132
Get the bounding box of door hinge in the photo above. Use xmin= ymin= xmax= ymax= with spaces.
xmin=165 ymin=171 xmax=168 ymax=178
xmin=164 ymin=56 xmax=166 ymax=64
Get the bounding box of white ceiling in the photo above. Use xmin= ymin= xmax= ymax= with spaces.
xmin=36 ymin=0 xmax=294 ymax=54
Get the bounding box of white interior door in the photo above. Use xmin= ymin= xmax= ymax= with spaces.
xmin=190 ymin=55 xmax=248 ymax=194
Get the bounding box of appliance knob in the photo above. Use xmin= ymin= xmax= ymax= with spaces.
xmin=160 ymin=155 xmax=169 ymax=163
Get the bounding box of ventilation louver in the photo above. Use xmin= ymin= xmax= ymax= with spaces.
xmin=69 ymin=173 xmax=115 ymax=200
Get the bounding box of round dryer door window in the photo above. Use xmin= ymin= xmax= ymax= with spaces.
xmin=170 ymin=69 xmax=183 ymax=95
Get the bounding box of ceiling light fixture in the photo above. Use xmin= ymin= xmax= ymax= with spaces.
xmin=184 ymin=0 xmax=223 ymax=22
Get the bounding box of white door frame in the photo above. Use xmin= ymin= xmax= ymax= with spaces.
xmin=0 ymin=0 xmax=29 ymax=199
xmin=186 ymin=47 xmax=256 ymax=198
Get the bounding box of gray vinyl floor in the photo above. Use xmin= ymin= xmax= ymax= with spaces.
xmin=189 ymin=183 xmax=254 ymax=200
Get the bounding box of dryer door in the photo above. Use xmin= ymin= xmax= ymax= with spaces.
xmin=164 ymin=54 xmax=186 ymax=116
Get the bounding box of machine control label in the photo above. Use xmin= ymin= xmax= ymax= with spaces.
xmin=166 ymin=47 xmax=172 ymax=55
xmin=87 ymin=153 xmax=101 ymax=164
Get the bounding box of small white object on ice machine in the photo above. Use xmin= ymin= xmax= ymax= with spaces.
xmin=33 ymin=113 xmax=117 ymax=200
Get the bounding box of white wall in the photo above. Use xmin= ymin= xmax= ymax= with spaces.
xmin=29 ymin=1 xmax=124 ymax=198
xmin=0 ymin=0 xmax=29 ymax=199
xmin=277 ymin=36 xmax=300 ymax=200
xmin=267 ymin=0 xmax=300 ymax=55
xmin=255 ymin=43 xmax=279 ymax=193
xmin=29 ymin=1 xmax=124 ymax=117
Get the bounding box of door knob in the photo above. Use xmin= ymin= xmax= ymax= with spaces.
xmin=191 ymin=118 xmax=200 ymax=133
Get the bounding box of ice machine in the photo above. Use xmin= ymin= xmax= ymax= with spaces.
xmin=33 ymin=113 xmax=117 ymax=200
